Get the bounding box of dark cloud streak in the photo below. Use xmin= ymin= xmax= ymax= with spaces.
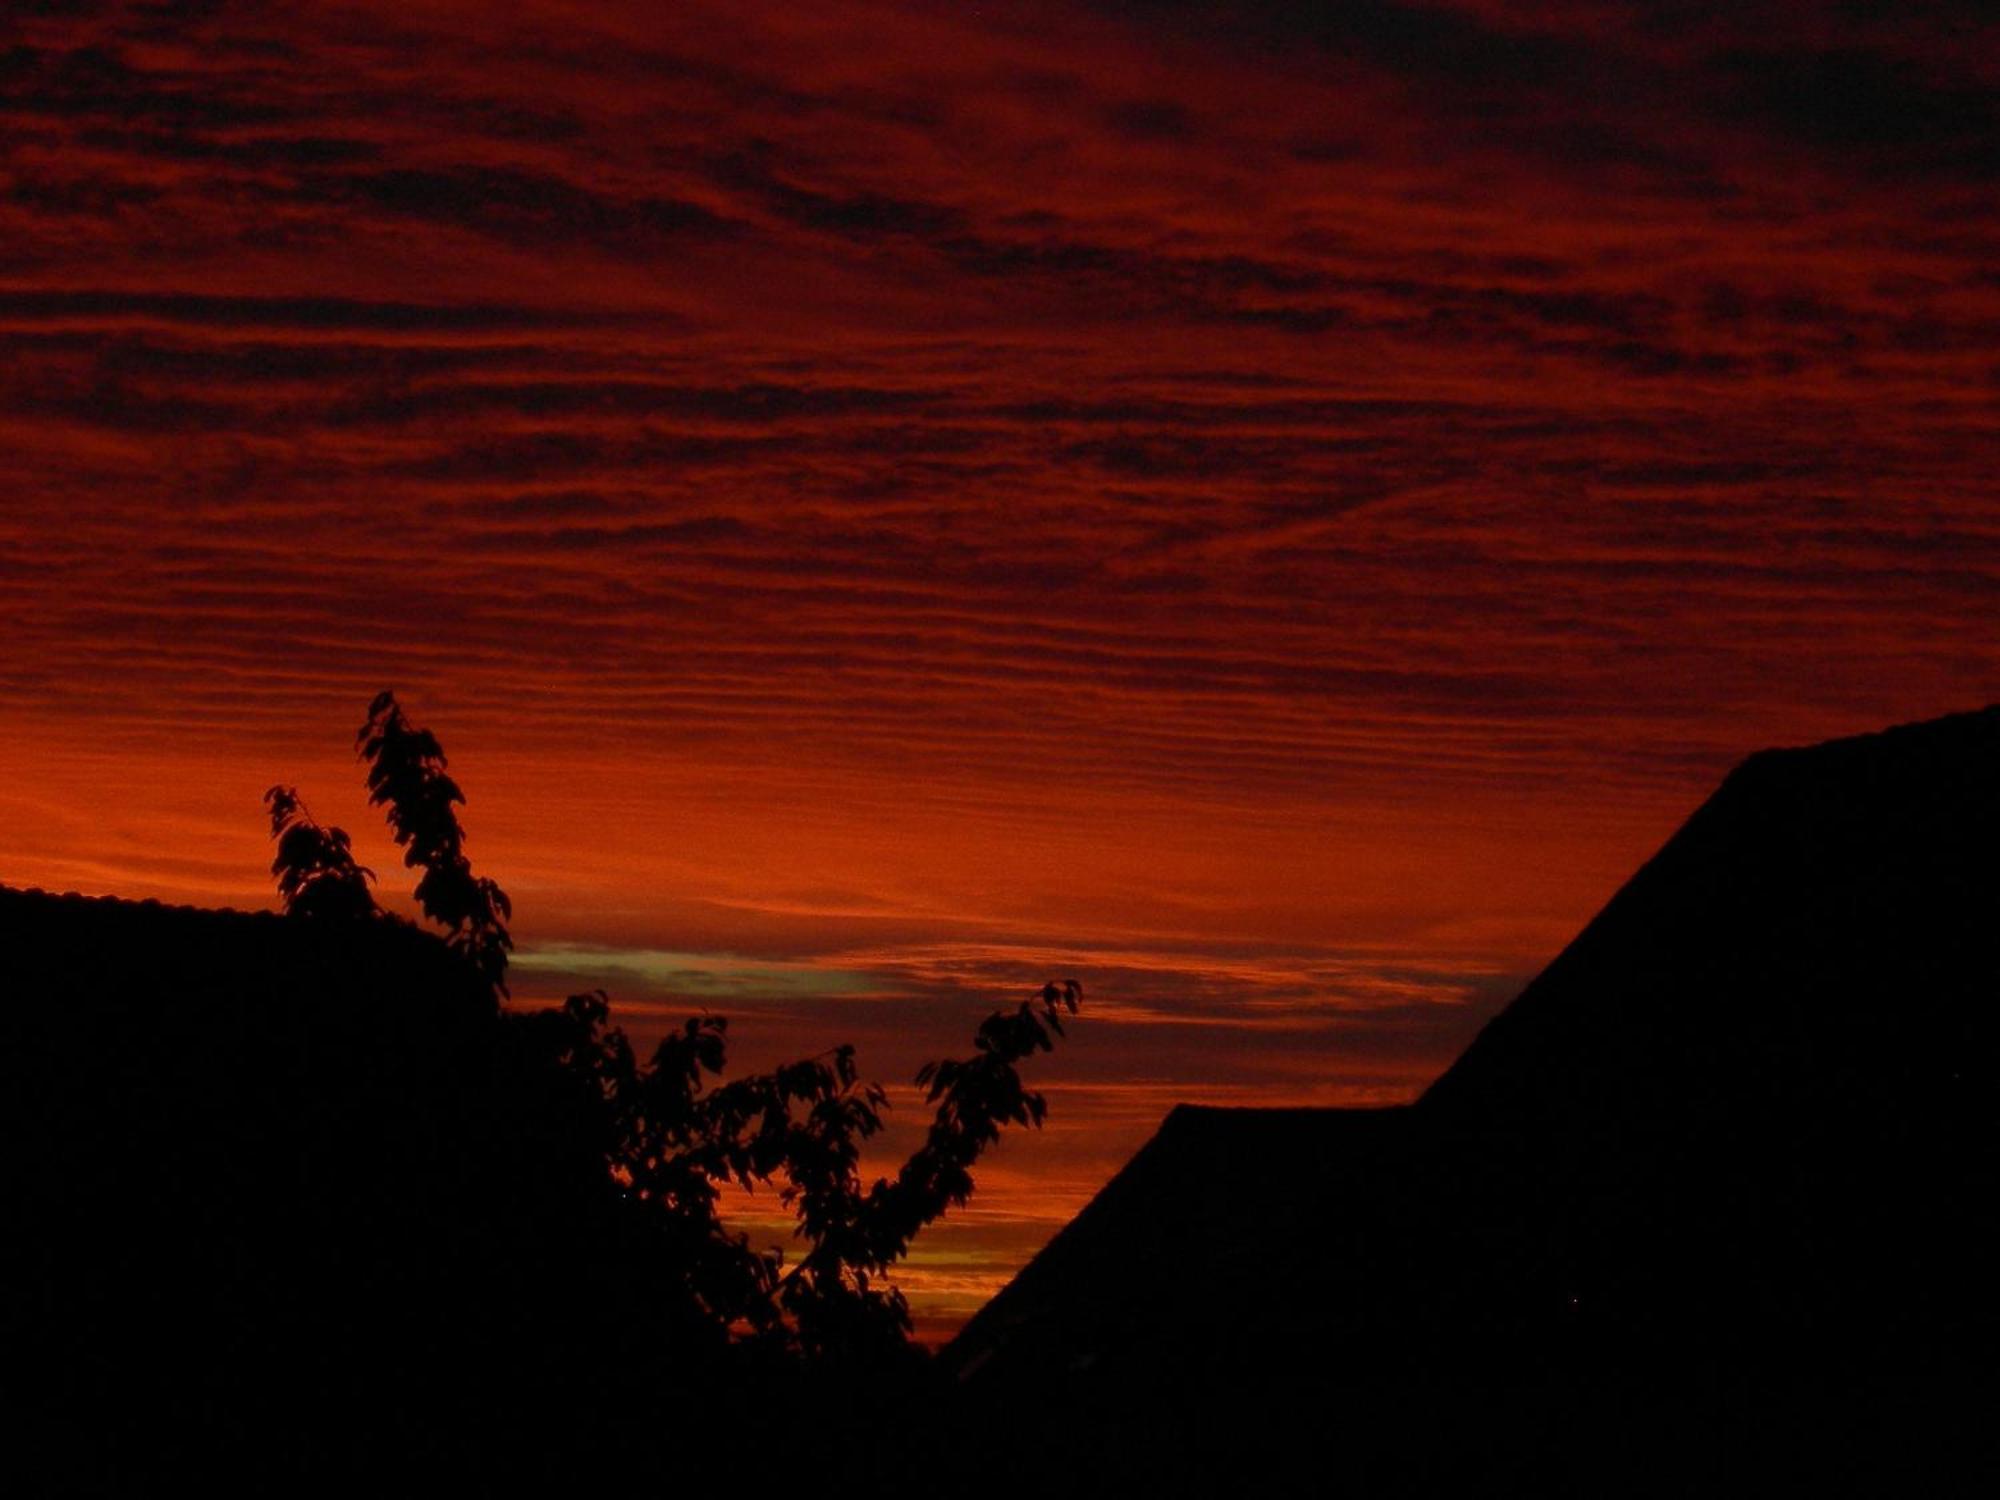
xmin=1 ymin=0 xmax=1994 ymax=1325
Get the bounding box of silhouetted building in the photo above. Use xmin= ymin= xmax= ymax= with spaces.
xmin=10 ymin=889 xmax=621 ymax=1487
xmin=14 ymin=706 xmax=1996 ymax=1491
xmin=942 ymin=706 xmax=1998 ymax=1489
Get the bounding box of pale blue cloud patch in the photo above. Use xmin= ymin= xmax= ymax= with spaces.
xmin=512 ymin=941 xmax=877 ymax=1004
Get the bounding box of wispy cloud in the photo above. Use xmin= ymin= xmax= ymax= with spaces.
xmin=3 ymin=0 xmax=1994 ymax=1333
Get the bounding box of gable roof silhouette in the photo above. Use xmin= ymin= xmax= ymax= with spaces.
xmin=941 ymin=706 xmax=1999 ymax=1456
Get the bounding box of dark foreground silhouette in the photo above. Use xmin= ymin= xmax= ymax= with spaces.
xmin=12 ymin=881 xmax=1082 ymax=1492
xmin=942 ymin=705 xmax=1999 ymax=1491
xmin=14 ymin=705 xmax=1998 ymax=1492
xmin=253 ymin=690 xmax=1082 ymax=1370
xmin=17 ymin=692 xmax=1083 ymax=1493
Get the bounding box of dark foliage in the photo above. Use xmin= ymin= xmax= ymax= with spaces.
xmin=505 ymin=979 xmax=1084 ymax=1361
xmin=779 ymin=979 xmax=1085 ymax=1351
xmin=261 ymin=692 xmax=1084 ymax=1364
xmin=357 ymin=690 xmax=515 ymax=995
xmin=262 ymin=785 xmax=377 ymax=921
xmin=21 ymin=693 xmax=1087 ymax=1490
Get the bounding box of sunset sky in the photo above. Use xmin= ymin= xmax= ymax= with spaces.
xmin=4 ymin=0 xmax=1996 ymax=1335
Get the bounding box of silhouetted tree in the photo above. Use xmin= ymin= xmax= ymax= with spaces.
xmin=510 ymin=979 xmax=1084 ymax=1361
xmin=262 ymin=786 xmax=378 ymax=921
xmin=782 ymin=980 xmax=1082 ymax=1355
xmin=263 ymin=692 xmax=1082 ymax=1365
xmin=357 ymin=690 xmax=514 ymax=996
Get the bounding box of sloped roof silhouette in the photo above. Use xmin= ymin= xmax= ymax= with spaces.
xmin=12 ymin=707 xmax=1995 ymax=1489
xmin=8 ymin=888 xmax=612 ymax=1487
xmin=940 ymin=706 xmax=1998 ymax=1481
xmin=2 ymin=883 xmax=495 ymax=1016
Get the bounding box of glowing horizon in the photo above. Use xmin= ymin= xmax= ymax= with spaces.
xmin=3 ymin=0 xmax=1995 ymax=1334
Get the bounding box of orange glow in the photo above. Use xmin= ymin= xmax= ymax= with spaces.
xmin=2 ymin=0 xmax=1995 ymax=1334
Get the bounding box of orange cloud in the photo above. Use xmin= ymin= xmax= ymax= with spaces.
xmin=3 ymin=0 xmax=1994 ymax=1337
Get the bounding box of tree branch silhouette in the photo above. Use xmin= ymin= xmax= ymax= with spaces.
xmin=357 ymin=690 xmax=514 ymax=996
xmin=526 ymin=980 xmax=1083 ymax=1361
xmin=262 ymin=692 xmax=1082 ymax=1364
xmin=262 ymin=785 xmax=378 ymax=921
